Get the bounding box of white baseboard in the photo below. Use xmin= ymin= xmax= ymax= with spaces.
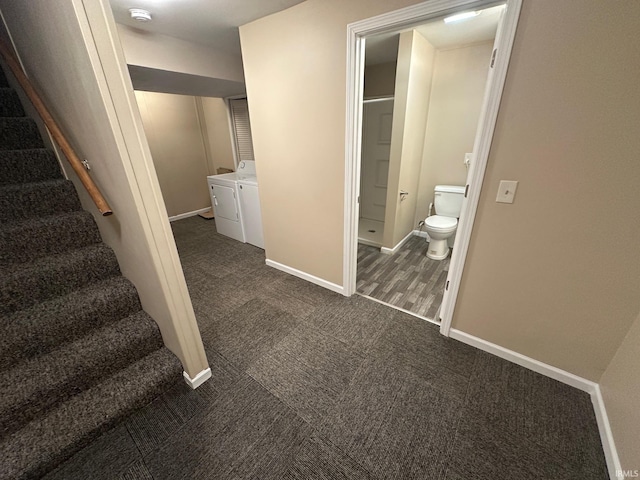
xmin=449 ymin=329 xmax=596 ymax=392
xmin=413 ymin=229 xmax=430 ymax=240
xmin=169 ymin=207 xmax=211 ymax=222
xmin=357 ymin=237 xmax=382 ymax=248
xmin=592 ymin=385 xmax=622 ymax=480
xmin=449 ymin=328 xmax=620 ymax=480
xmin=381 ymin=229 xmax=414 ymax=255
xmin=266 ymin=259 xmax=345 ymax=295
xmin=183 ymin=367 xmax=211 ymax=389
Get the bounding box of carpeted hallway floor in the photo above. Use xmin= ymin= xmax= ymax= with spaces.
xmin=45 ymin=216 xmax=609 ymax=480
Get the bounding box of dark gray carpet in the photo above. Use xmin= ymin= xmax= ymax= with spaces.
xmin=0 ymin=66 xmax=181 ymax=479
xmin=47 ymin=216 xmax=609 ymax=480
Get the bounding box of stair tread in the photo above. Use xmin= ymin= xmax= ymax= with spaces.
xmin=0 ymin=310 xmax=163 ymax=438
xmin=0 ymin=149 xmax=63 ymax=186
xmin=0 ymin=117 xmax=44 ymax=150
xmin=0 ymin=210 xmax=101 ymax=266
xmin=0 ymin=179 xmax=82 ymax=224
xmin=0 ymin=88 xmax=25 ymax=117
xmin=0 ymin=347 xmax=182 ymax=480
xmin=0 ymin=276 xmax=141 ymax=370
xmin=0 ymin=243 xmax=120 ymax=315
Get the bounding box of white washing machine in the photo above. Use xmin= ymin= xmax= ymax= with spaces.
xmin=206 ymin=161 xmax=263 ymax=248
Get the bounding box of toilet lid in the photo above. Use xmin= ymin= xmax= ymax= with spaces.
xmin=425 ymin=215 xmax=457 ymax=229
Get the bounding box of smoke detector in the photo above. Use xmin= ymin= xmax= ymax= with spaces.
xmin=129 ymin=8 xmax=152 ymax=22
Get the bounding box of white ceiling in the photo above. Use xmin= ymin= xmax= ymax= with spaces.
xmin=109 ymin=0 xmax=306 ymax=55
xmin=365 ymin=5 xmax=504 ymax=66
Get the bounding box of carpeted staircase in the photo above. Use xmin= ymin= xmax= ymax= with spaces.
xmin=0 ymin=68 xmax=183 ymax=479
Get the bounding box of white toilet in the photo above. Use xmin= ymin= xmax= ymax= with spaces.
xmin=424 ymin=185 xmax=466 ymax=260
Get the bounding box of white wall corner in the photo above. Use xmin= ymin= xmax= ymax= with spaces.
xmin=183 ymin=367 xmax=212 ymax=390
xmin=265 ymin=259 xmax=346 ymax=296
xmin=591 ymin=385 xmax=622 ymax=480
xmin=381 ymin=229 xmax=414 ymax=255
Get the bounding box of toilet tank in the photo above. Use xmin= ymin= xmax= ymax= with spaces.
xmin=434 ymin=185 xmax=465 ymax=217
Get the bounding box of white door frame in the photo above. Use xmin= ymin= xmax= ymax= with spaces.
xmin=343 ymin=0 xmax=522 ymax=336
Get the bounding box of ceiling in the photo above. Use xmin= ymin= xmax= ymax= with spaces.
xmin=365 ymin=4 xmax=504 ymax=66
xmin=108 ymin=0 xmax=306 ymax=56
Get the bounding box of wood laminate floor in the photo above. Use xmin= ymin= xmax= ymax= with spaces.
xmin=356 ymin=235 xmax=449 ymax=320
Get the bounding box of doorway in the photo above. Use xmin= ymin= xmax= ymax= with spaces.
xmin=344 ymin=0 xmax=522 ymax=334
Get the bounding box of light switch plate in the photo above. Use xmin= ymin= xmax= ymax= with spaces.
xmin=496 ymin=180 xmax=518 ymax=204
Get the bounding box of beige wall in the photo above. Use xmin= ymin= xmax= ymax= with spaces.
xmin=240 ymin=0 xmax=424 ymax=283
xmin=135 ymin=91 xmax=211 ymax=217
xmin=600 ymin=308 xmax=640 ymax=472
xmin=363 ymin=61 xmax=396 ymax=99
xmin=453 ymin=0 xmax=640 ymax=381
xmin=117 ymin=24 xmax=244 ymax=83
xmin=241 ymin=0 xmax=640 ymax=383
xmin=0 ymin=0 xmax=209 ymax=377
xmin=383 ymin=30 xmax=435 ymax=248
xmin=415 ymin=41 xmax=493 ymax=223
xmin=200 ymin=97 xmax=236 ymax=173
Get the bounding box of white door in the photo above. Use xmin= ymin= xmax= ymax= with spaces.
xmin=238 ymin=183 xmax=264 ymax=248
xmin=210 ymin=184 xmax=239 ymax=221
xmin=360 ymin=99 xmax=393 ymax=222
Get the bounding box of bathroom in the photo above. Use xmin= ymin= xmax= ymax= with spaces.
xmin=356 ymin=5 xmax=501 ymax=320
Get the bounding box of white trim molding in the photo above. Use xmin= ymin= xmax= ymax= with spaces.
xmin=592 ymin=385 xmax=622 ymax=480
xmin=380 ymin=229 xmax=414 ymax=255
xmin=413 ymin=229 xmax=430 ymax=240
xmin=438 ymin=0 xmax=522 ymax=335
xmin=168 ymin=207 xmax=211 ymax=222
xmin=183 ymin=367 xmax=212 ymax=389
xmin=449 ymin=328 xmax=621 ymax=480
xmin=266 ymin=259 xmax=345 ymax=295
xmin=450 ymin=329 xmax=596 ymax=391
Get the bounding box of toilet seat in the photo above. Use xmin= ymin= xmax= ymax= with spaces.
xmin=425 ymin=215 xmax=457 ymax=230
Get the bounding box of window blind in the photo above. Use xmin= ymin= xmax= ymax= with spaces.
xmin=229 ymin=98 xmax=255 ymax=162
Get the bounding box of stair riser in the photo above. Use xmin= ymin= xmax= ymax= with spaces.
xmin=0 ymin=212 xmax=102 ymax=266
xmin=0 ymin=118 xmax=44 ymax=150
xmin=0 ymin=180 xmax=82 ymax=224
xmin=0 ymin=149 xmax=63 ymax=186
xmin=0 ymin=89 xmax=25 ymax=117
xmin=0 ymin=245 xmax=121 ymax=315
xmin=0 ymin=278 xmax=142 ymax=370
xmin=0 ymin=313 xmax=164 ymax=438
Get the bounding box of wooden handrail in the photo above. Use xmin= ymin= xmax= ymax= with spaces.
xmin=0 ymin=40 xmax=113 ymax=216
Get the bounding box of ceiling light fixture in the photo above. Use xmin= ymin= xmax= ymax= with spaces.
xmin=443 ymin=11 xmax=480 ymax=24
xmin=129 ymin=8 xmax=152 ymax=22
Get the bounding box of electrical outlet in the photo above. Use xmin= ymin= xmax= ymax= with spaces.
xmin=496 ymin=180 xmax=518 ymax=204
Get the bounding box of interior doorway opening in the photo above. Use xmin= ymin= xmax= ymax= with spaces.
xmin=344 ymin=0 xmax=523 ymax=333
